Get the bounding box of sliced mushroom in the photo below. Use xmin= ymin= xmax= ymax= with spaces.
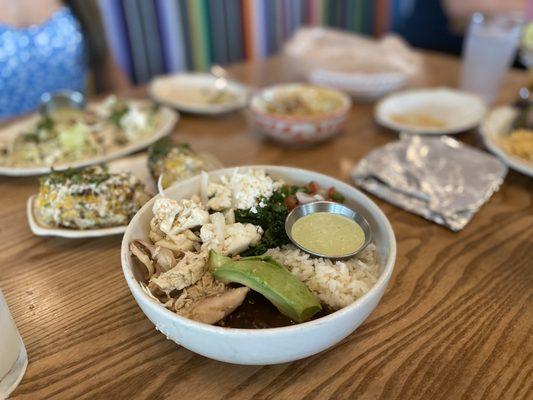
xmin=130 ymin=241 xmax=155 ymax=277
xmin=151 ymin=245 xmax=177 ymax=272
xmin=149 ymin=218 xmax=165 ymax=242
xmin=131 ymin=240 xmax=177 ymax=274
xmin=181 ymin=287 xmax=250 ymax=325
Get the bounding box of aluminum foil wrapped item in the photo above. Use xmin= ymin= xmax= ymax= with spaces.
xmin=351 ymin=135 xmax=507 ymax=231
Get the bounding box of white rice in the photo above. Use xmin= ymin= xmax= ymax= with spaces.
xmin=266 ymin=244 xmax=380 ymax=310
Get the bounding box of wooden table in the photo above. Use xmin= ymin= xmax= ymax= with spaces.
xmin=2 ymin=52 xmax=532 ymax=400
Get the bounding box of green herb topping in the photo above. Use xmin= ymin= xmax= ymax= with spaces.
xmin=235 ymin=190 xmax=291 ymax=257
xmin=42 ymin=166 xmax=111 ymax=187
xmin=148 ymin=137 xmax=191 ymax=164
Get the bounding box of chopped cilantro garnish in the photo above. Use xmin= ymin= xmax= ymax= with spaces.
xmin=37 ymin=115 xmax=55 ymax=131
xmin=148 ymin=138 xmax=191 ymax=164
xmin=108 ymin=101 xmax=129 ymax=127
xmin=22 ymin=132 xmax=40 ymax=143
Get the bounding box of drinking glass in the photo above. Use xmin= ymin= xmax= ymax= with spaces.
xmin=460 ymin=13 xmax=523 ymax=104
xmin=0 ymin=290 xmax=27 ymax=399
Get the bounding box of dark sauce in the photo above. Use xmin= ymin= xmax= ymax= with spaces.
xmin=217 ymin=290 xmax=330 ymax=329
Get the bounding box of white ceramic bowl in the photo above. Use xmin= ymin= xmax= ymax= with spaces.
xmin=121 ymin=166 xmax=396 ymax=365
xmin=375 ymin=87 xmax=487 ymax=135
xmin=248 ymin=84 xmax=351 ymax=145
xmin=309 ymin=69 xmax=408 ymax=101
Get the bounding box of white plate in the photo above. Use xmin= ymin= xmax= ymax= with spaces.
xmin=27 ymin=154 xmax=156 ymax=238
xmin=149 ymin=73 xmax=248 ymax=115
xmin=375 ymin=87 xmax=487 ymax=135
xmin=0 ymin=100 xmax=178 ymax=176
xmin=479 ymin=106 xmax=533 ymax=177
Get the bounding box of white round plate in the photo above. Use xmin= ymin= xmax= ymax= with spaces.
xmin=479 ymin=106 xmax=533 ymax=177
xmin=149 ymin=73 xmax=249 ymax=115
xmin=0 ymin=100 xmax=178 ymax=177
xmin=375 ymin=87 xmax=487 ymax=135
xmin=27 ymin=154 xmax=156 ymax=238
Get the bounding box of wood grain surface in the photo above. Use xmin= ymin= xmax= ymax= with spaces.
xmin=1 ymin=52 xmax=532 ymax=400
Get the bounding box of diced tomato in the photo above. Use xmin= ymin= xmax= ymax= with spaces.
xmin=327 ymin=187 xmax=335 ymax=198
xmin=284 ymin=194 xmax=298 ymax=210
xmin=308 ymin=181 xmax=319 ymax=194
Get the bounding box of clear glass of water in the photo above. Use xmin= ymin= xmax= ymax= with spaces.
xmin=460 ymin=13 xmax=523 ymax=104
xmin=0 ymin=290 xmax=27 ymax=398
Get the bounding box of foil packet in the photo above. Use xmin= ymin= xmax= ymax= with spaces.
xmin=351 ymin=135 xmax=507 ymax=231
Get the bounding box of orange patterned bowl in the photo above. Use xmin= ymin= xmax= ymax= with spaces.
xmin=248 ymin=84 xmax=351 ymax=145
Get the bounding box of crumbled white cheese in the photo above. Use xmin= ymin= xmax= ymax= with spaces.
xmin=206 ymin=182 xmax=232 ymax=211
xmin=206 ymin=169 xmax=281 ymax=211
xmin=229 ymin=169 xmax=281 ymax=210
xmin=97 ymin=95 xmax=118 ymax=117
xmin=152 ymin=197 xmax=209 ymax=235
xmin=121 ymin=105 xmax=149 ymax=139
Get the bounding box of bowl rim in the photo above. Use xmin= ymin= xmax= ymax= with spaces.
xmin=121 ymin=165 xmax=396 ymax=336
xmin=249 ymin=83 xmax=352 ymax=123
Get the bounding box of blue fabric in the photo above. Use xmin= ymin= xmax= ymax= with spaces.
xmin=0 ymin=7 xmax=87 ymax=119
xmin=394 ymin=0 xmax=463 ymax=54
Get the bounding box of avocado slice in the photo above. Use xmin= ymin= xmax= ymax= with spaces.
xmin=208 ymin=250 xmax=322 ymax=323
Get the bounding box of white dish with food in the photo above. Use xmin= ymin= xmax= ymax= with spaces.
xmin=249 ymin=84 xmax=351 ymax=145
xmin=375 ymin=87 xmax=487 ymax=135
xmin=0 ymin=96 xmax=178 ymax=176
xmin=146 ymin=138 xmax=223 ymax=193
xmin=121 ymin=165 xmax=396 ymax=365
xmin=479 ymin=105 xmax=533 ymax=176
xmin=27 ymin=154 xmax=155 ymax=238
xmin=149 ymin=73 xmax=249 ymax=115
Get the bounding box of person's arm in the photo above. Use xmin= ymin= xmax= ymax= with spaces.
xmin=93 ymin=55 xmax=131 ymax=93
xmin=443 ymin=0 xmax=526 ymax=29
xmin=67 ymin=0 xmax=131 ymax=93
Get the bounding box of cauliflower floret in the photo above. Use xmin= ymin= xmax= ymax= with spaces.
xmin=200 ymin=212 xmax=263 ymax=255
xmin=150 ymin=251 xmax=207 ymax=294
xmin=223 ymin=223 xmax=263 ymax=255
xmin=152 ymin=197 xmax=209 ymax=235
xmin=206 ymin=182 xmax=232 ymax=211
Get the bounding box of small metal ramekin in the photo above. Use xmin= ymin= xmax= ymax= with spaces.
xmin=285 ymin=201 xmax=372 ymax=259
